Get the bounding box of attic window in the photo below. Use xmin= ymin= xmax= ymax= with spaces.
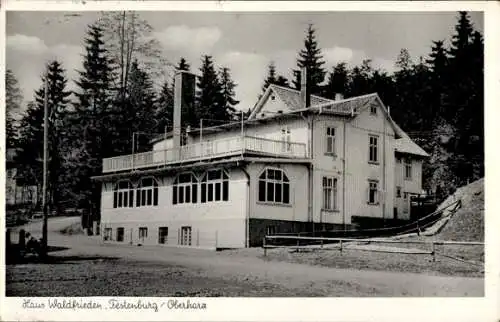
xmin=271 ymin=95 xmax=276 ymax=101
xmin=370 ymin=104 xmax=377 ymax=115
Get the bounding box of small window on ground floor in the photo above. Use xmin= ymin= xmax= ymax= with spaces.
xmin=158 ymin=227 xmax=168 ymax=244
xmin=104 ymin=228 xmax=112 ymax=241
xmin=116 ymin=227 xmax=124 ymax=242
xmin=139 ymin=227 xmax=148 ymax=242
xmin=368 ymin=180 xmax=379 ymax=205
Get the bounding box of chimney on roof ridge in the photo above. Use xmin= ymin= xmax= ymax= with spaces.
xmin=334 ymin=93 xmax=344 ymax=101
xmin=300 ymin=67 xmax=310 ymax=108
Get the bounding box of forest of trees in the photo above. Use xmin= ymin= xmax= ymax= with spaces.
xmin=6 ymin=11 xmax=483 ymax=220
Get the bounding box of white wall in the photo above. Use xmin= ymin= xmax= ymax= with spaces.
xmin=394 ymin=156 xmax=424 ymax=220
xmin=344 ymin=101 xmax=396 ymax=221
xmin=100 ymin=168 xmax=248 ymax=248
xmin=152 ymin=138 xmax=174 ymax=151
xmin=246 ymin=163 xmax=309 ymax=222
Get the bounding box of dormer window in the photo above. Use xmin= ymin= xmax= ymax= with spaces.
xmin=271 ymin=95 xmax=276 ymax=101
xmin=370 ymin=104 xmax=377 ymax=115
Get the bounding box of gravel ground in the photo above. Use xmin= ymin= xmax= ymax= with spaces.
xmin=5 ymin=217 xmax=484 ymax=297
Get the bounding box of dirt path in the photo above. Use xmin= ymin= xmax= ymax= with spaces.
xmin=9 ymin=217 xmax=484 ymax=297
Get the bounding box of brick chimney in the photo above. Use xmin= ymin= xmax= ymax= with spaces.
xmin=173 ymin=71 xmax=196 ymax=148
xmin=335 ymin=93 xmax=344 ymax=101
xmin=300 ymin=67 xmax=310 ymax=108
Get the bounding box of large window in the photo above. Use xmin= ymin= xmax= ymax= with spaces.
xmin=369 ymin=135 xmax=378 ymax=163
xmin=136 ymin=177 xmax=159 ymax=207
xmin=322 ymin=177 xmax=338 ymax=211
xmin=113 ymin=180 xmax=134 ymax=208
xmin=201 ymin=169 xmax=229 ymax=203
xmin=173 ymin=173 xmax=198 ymax=205
xmin=404 ymin=159 xmax=412 ymax=180
xmin=326 ymin=127 xmax=336 ymax=155
xmin=368 ymin=180 xmax=379 ymax=205
xmin=258 ymin=168 xmax=290 ymax=204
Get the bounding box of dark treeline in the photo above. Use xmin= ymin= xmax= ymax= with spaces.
xmin=6 ymin=11 xmax=482 ymax=218
xmin=262 ymin=12 xmax=483 ymax=196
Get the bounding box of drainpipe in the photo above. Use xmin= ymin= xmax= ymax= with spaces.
xmin=382 ymin=108 xmax=387 ymax=225
xmin=343 ymin=119 xmax=347 ymax=232
xmin=241 ymin=167 xmax=251 ymax=248
xmin=308 ymin=114 xmax=314 ymax=234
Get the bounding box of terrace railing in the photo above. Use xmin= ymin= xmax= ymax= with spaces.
xmin=102 ymin=135 xmax=307 ymax=173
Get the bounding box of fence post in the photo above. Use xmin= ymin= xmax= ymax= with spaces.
xmin=197 ymin=229 xmax=200 ymax=247
xmin=263 ymin=237 xmax=267 ymax=257
xmin=431 ymin=241 xmax=436 ymax=262
xmin=339 ymin=239 xmax=343 ymax=254
xmin=320 ymin=239 xmax=324 ymax=249
xmin=215 ymin=230 xmax=218 ymax=250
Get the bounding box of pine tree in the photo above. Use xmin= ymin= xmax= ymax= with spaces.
xmin=219 ymin=67 xmax=239 ymax=119
xmin=196 ymin=55 xmax=224 ymax=126
xmin=6 ymin=69 xmax=22 ymax=148
xmin=69 ymin=23 xmax=114 ymax=219
xmin=292 ymin=24 xmax=326 ymax=95
xmin=324 ymin=62 xmax=348 ymax=99
xmin=176 ymin=57 xmax=190 ymax=71
xmin=348 ymin=59 xmax=374 ymax=97
xmin=155 ymin=80 xmax=174 ymax=133
xmin=17 ymin=61 xmax=71 ymax=210
xmin=445 ymin=11 xmax=483 ymax=184
xmin=261 ymin=61 xmax=277 ymax=93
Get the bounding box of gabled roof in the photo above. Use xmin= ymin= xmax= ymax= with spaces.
xmin=394 ymin=138 xmax=430 ymax=157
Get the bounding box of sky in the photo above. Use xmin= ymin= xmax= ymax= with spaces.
xmin=6 ymin=11 xmax=484 ymax=112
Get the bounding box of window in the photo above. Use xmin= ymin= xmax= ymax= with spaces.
xmin=396 ymin=186 xmax=402 ymax=198
xmin=180 ymin=226 xmax=192 ymax=246
xmin=201 ymin=169 xmax=229 ymax=203
xmin=158 ymin=227 xmax=168 ymax=244
xmin=322 ymin=177 xmax=338 ymax=211
xmin=396 ymin=157 xmax=402 ymax=164
xmin=326 ymin=127 xmax=336 ymax=155
xmin=281 ymin=127 xmax=291 ymax=152
xmin=139 ymin=227 xmax=148 ymax=242
xmin=104 ymin=228 xmax=112 ymax=241
xmin=404 ymin=159 xmax=412 ymax=180
xmin=113 ymin=180 xmax=134 ymax=208
xmin=369 ymin=135 xmax=378 ymax=163
xmin=370 ymin=104 xmax=377 ymax=115
xmin=136 ymin=177 xmax=159 ymax=207
xmin=368 ymin=180 xmax=379 ymax=205
xmin=403 ymin=192 xmax=408 ymax=200
xmin=173 ymin=173 xmax=198 ymax=205
xmin=116 ymin=227 xmax=124 ymax=242
xmin=258 ymin=168 xmax=290 ymax=204
xmin=266 ymin=226 xmax=276 ymax=236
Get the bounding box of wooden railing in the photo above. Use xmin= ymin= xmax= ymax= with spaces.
xmin=102 ymin=135 xmax=307 ymax=173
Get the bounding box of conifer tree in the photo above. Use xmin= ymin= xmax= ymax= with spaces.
xmin=17 ymin=61 xmax=71 ymax=210
xmin=292 ymin=24 xmax=326 ymax=95
xmin=196 ymin=55 xmax=224 ymax=126
xmin=219 ymin=67 xmax=239 ymax=119
xmin=69 ymin=23 xmax=114 ymax=218
xmin=324 ymin=62 xmax=348 ymax=99
xmin=176 ymin=57 xmax=191 ymax=71
xmin=6 ymin=69 xmax=22 ymax=148
xmin=155 ymin=80 xmax=174 ymax=133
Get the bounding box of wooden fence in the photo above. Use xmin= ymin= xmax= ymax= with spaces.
xmin=262 ymin=235 xmax=484 ymax=268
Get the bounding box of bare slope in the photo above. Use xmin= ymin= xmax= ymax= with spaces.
xmin=436 ymin=178 xmax=484 ymax=241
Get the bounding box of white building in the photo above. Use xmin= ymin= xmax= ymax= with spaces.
xmin=94 ymin=69 xmax=429 ymax=249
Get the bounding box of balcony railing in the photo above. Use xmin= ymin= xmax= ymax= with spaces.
xmin=102 ymin=135 xmax=308 ymax=173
